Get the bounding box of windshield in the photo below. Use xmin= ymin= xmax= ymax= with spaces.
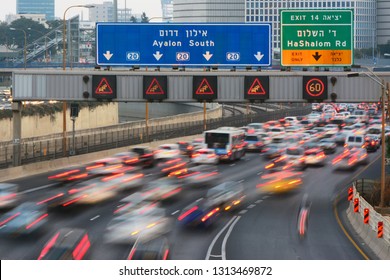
xmin=205 ymin=133 xmax=229 ymax=149
xmin=245 ymin=136 xmax=259 ymax=141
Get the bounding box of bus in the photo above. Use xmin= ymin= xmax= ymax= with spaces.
xmin=203 ymin=128 xmax=246 ymax=162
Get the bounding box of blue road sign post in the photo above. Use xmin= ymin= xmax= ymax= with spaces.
xmin=96 ymin=23 xmax=271 ymax=67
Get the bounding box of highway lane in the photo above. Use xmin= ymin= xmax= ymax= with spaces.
xmin=0 ymin=148 xmax=381 ymax=260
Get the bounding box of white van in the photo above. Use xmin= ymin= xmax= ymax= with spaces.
xmin=345 ymin=134 xmax=365 ymax=148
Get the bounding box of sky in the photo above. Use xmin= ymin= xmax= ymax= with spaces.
xmin=0 ymin=0 xmax=163 ymax=22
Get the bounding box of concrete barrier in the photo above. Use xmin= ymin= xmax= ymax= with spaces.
xmin=346 ymin=183 xmax=390 ymax=259
xmin=0 ymin=134 xmax=202 ymax=182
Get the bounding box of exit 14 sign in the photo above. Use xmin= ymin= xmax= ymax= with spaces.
xmin=281 ymin=9 xmax=354 ymax=67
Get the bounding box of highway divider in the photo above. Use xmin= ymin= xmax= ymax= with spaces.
xmin=346 ymin=181 xmax=390 ymax=259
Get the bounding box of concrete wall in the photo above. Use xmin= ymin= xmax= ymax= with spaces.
xmin=346 ymin=184 xmax=390 ymax=259
xmin=0 ymin=103 xmax=119 ymax=141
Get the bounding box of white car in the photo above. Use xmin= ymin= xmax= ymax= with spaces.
xmin=154 ymin=144 xmax=181 ymax=160
xmin=191 ymin=148 xmax=219 ymax=164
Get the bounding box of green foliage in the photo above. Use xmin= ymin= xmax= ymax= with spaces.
xmin=141 ymin=12 xmax=149 ymax=23
xmin=0 ymin=102 xmax=111 ymax=121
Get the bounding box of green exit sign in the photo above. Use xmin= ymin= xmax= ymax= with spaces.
xmin=281 ymin=10 xmax=354 ymax=67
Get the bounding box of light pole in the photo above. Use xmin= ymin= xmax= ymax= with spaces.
xmin=348 ymin=67 xmax=390 ymax=209
xmin=62 ymin=4 xmax=95 ymax=156
xmin=9 ymin=28 xmax=27 ymax=69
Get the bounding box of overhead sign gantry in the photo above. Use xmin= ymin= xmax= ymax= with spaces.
xmin=281 ymin=9 xmax=354 ymax=67
xmin=96 ymin=23 xmax=272 ymax=67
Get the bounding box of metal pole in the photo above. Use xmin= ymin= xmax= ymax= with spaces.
xmin=203 ymin=101 xmax=207 ymax=131
xmin=145 ymin=101 xmax=149 ymax=143
xmin=23 ymin=30 xmax=26 ymax=69
xmin=380 ymin=79 xmax=386 ymax=208
xmin=71 ymin=118 xmax=76 ymax=155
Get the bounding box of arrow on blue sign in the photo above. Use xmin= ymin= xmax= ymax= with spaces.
xmin=96 ymin=23 xmax=272 ymax=66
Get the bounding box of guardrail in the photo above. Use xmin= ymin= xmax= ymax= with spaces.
xmin=0 ymin=105 xmax=311 ymax=169
xmin=346 ymin=180 xmax=390 ymax=259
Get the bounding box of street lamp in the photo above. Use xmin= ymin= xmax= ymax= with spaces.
xmin=62 ymin=4 xmax=95 ymax=156
xmin=348 ymin=67 xmax=390 ymax=209
xmin=9 ymin=28 xmax=27 ymax=69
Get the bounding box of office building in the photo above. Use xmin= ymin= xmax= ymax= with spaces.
xmin=161 ymin=0 xmax=173 ymax=21
xmin=173 ymin=0 xmax=245 ymax=22
xmin=16 ymin=0 xmax=54 ymax=21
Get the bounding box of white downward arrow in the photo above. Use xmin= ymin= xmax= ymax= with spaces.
xmin=254 ymin=51 xmax=264 ymax=61
xmin=153 ymin=51 xmax=163 ymax=61
xmin=203 ymin=51 xmax=213 ymax=61
xmin=103 ymin=50 xmax=113 ymax=60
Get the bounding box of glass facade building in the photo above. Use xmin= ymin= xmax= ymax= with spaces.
xmin=16 ymin=0 xmax=55 ymax=21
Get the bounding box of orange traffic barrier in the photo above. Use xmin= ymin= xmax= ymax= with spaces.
xmin=378 ymin=222 xmax=383 ymax=238
xmin=348 ymin=187 xmax=353 ymax=201
xmin=353 ymin=198 xmax=359 ymax=212
xmin=363 ymin=208 xmax=369 ymax=224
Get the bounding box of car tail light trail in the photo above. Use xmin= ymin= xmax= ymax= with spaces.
xmin=36 ymin=193 xmax=64 ymax=205
xmin=201 ymin=207 xmax=220 ymax=222
xmin=0 ymin=212 xmax=21 ymax=227
xmin=72 ymin=234 xmax=90 ymax=260
xmin=25 ymin=213 xmax=48 ymax=230
xmin=48 ymin=169 xmax=80 ymax=180
xmin=38 ymin=232 xmax=60 ymax=260
xmin=178 ymin=206 xmax=199 ymax=221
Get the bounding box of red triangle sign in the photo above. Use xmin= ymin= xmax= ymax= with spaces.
xmin=146 ymin=78 xmax=165 ymax=94
xmin=95 ymin=78 xmax=113 ymax=94
xmin=248 ymin=78 xmax=266 ymax=95
xmin=195 ymin=78 xmax=214 ymax=95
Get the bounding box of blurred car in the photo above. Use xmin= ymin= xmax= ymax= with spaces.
xmin=256 ymin=170 xmax=303 ymax=193
xmin=177 ymin=199 xmax=220 ymax=228
xmin=247 ymin=123 xmax=264 ymax=133
xmin=0 ymin=202 xmax=48 ymax=236
xmin=332 ymin=148 xmax=368 ymax=170
xmin=175 ymin=165 xmax=220 ymax=187
xmin=191 ymin=148 xmax=219 ymax=165
xmin=363 ymin=136 xmax=379 ymax=152
xmin=130 ymin=146 xmax=155 ymax=168
xmin=105 ymin=207 xmax=172 ymax=244
xmin=206 ymin=181 xmax=246 ymax=211
xmin=177 ymin=141 xmax=194 ymax=157
xmin=156 ymin=156 xmax=188 ymax=176
xmin=302 ymin=139 xmax=321 ymax=150
xmin=264 ymin=155 xmax=293 ymax=172
xmin=0 ymin=183 xmax=20 ymax=209
xmin=47 ymin=165 xmax=89 ymax=183
xmin=304 ymin=148 xmax=326 ymax=166
xmin=154 ymin=144 xmax=181 ymax=160
xmin=333 ymin=132 xmax=348 ymax=146
xmin=113 ymin=192 xmax=160 ymax=216
xmin=345 ymin=134 xmax=365 ymax=148
xmin=244 ymin=134 xmax=264 ymax=152
xmin=284 ymin=147 xmax=307 ymax=170
xmin=319 ymin=138 xmax=337 ymax=154
xmin=262 ymin=143 xmax=287 ymax=159
xmin=127 ymin=237 xmax=170 ymax=260
xmin=38 ymin=228 xmax=91 ymax=260
xmin=113 ymin=152 xmax=141 ymax=166
xmin=191 ymin=138 xmax=205 ymax=150
xmin=142 ymin=177 xmax=182 ymax=201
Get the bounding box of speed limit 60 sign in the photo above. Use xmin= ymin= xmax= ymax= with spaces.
xmin=302 ymin=76 xmax=328 ymax=101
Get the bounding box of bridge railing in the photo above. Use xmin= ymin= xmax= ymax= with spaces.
xmin=0 ymin=105 xmax=311 ymax=169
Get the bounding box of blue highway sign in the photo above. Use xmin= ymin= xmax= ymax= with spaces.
xmin=96 ymin=23 xmax=271 ymax=66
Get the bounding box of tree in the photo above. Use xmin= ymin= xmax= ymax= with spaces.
xmin=8 ymin=18 xmax=47 ymax=48
xmin=130 ymin=16 xmax=137 ymax=23
xmin=141 ymin=12 xmax=149 ymax=23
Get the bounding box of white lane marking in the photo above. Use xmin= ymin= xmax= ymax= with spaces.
xmin=263 ymin=195 xmax=270 ymax=199
xmin=145 ymin=174 xmax=154 ymax=177
xmin=221 ymin=216 xmax=241 ymax=260
xmin=205 ymin=216 xmax=237 ymax=260
xmin=245 ymin=158 xmax=250 ymax=161
xmin=171 ymin=210 xmax=180 ymax=215
xmin=209 ymin=254 xmax=222 ymax=257
xmin=196 ymin=198 xmax=203 ymax=202
xmin=21 ymin=183 xmax=57 ymax=194
xmin=247 ymin=204 xmax=256 ymax=209
xmin=90 ymin=215 xmax=100 ymax=221
xmin=238 ymin=179 xmax=245 ymax=183
xmin=255 ymin=200 xmax=263 ymax=204
xmin=238 ymin=209 xmax=248 ymax=215
xmin=230 ymin=164 xmax=236 ymax=167
xmin=257 ymin=172 xmax=263 ymax=175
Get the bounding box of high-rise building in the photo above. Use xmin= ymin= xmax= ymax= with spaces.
xmin=377 ymin=0 xmax=390 ymax=46
xmin=173 ymin=0 xmax=245 ymax=22
xmin=89 ymin=1 xmax=136 ymax=22
xmin=16 ymin=0 xmax=54 ymax=21
xmin=161 ymin=0 xmax=173 ymax=21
